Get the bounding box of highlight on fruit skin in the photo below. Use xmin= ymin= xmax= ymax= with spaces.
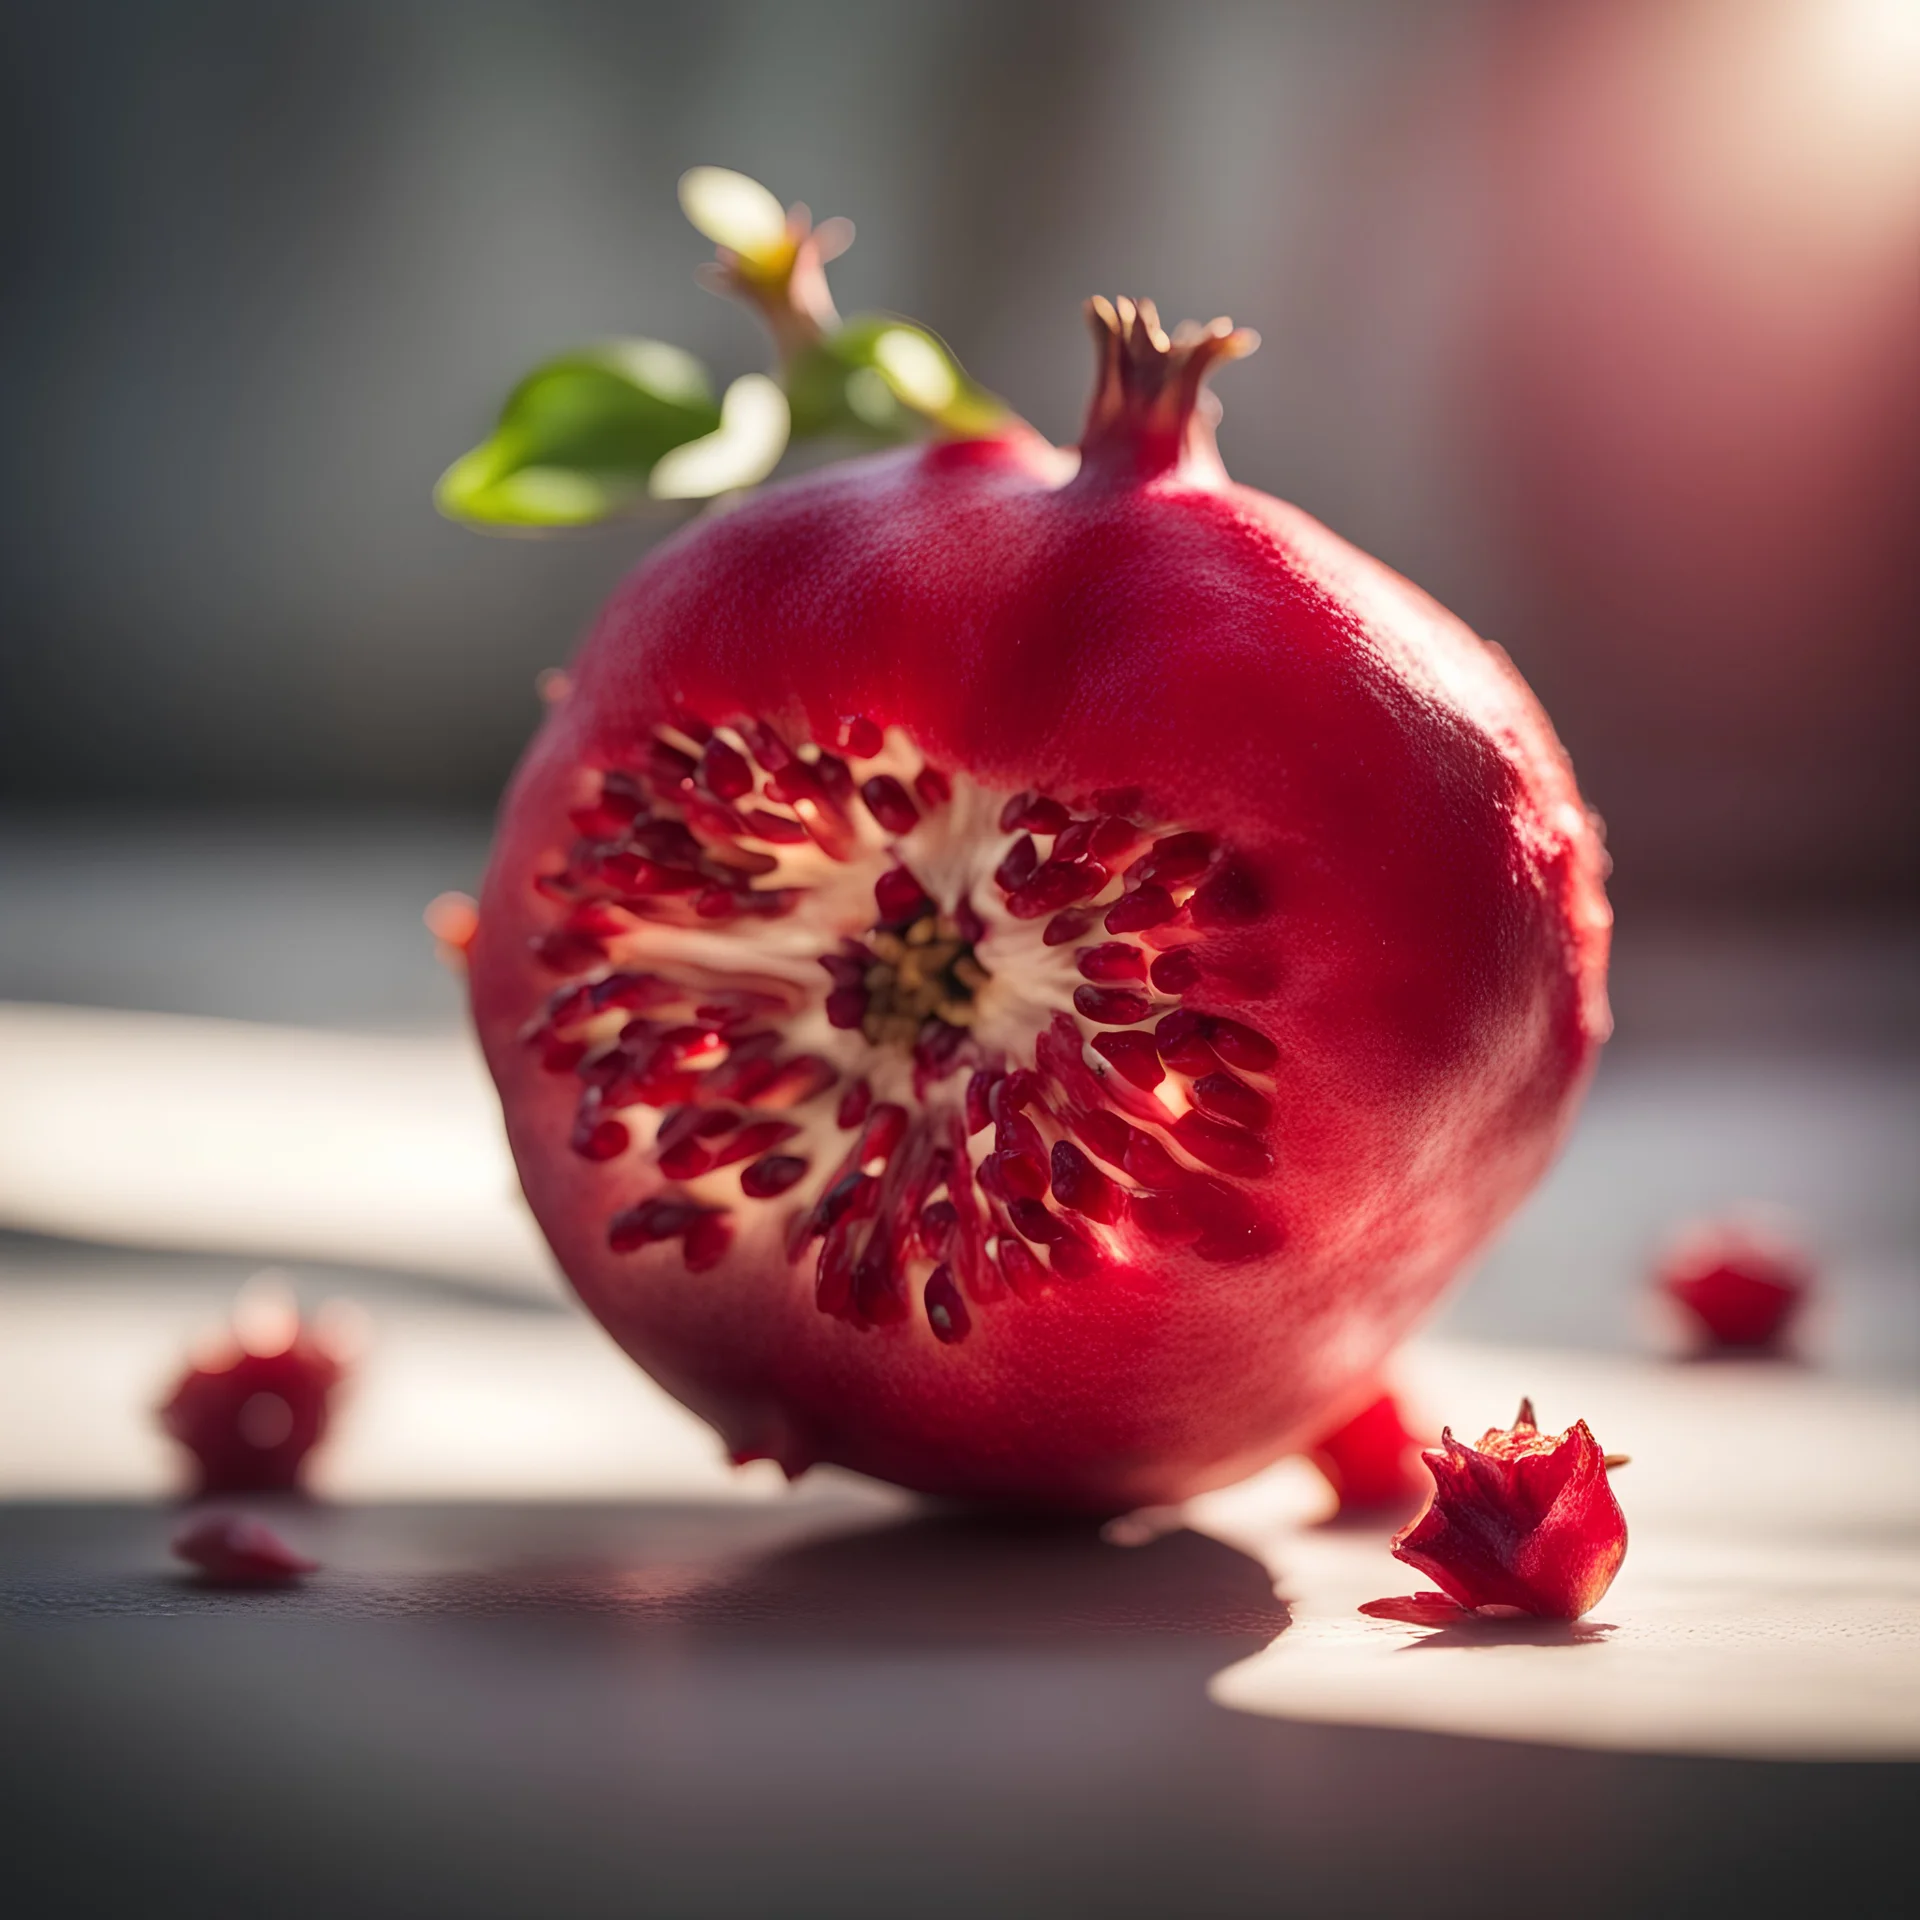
xmin=158 ymin=1276 xmax=356 ymax=1495
xmin=1306 ymin=1390 xmax=1429 ymax=1516
xmin=172 ymin=1512 xmax=318 ymax=1587
xmin=454 ymin=168 xmax=1611 ymax=1511
xmin=1362 ymin=1399 xmax=1629 ymax=1623
xmin=1657 ymin=1216 xmax=1812 ymax=1353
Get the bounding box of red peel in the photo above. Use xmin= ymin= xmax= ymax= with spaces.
xmin=1370 ymin=1398 xmax=1629 ymax=1622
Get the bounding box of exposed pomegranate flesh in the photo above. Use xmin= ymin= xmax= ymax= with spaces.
xmin=1374 ymin=1399 xmax=1629 ymax=1620
xmin=1659 ymin=1218 xmax=1811 ymax=1353
xmin=466 ymin=280 xmax=1609 ymax=1511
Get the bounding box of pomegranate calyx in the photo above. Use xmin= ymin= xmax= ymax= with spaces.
xmin=1388 ymin=1399 xmax=1628 ymax=1620
xmin=1077 ymin=295 xmax=1259 ymax=487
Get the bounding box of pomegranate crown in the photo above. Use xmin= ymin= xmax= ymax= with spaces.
xmin=1078 ymin=296 xmax=1259 ymax=486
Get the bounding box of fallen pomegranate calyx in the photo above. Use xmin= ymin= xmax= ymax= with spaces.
xmin=172 ymin=1513 xmax=317 ymax=1586
xmin=1658 ymin=1218 xmax=1811 ymax=1353
xmin=1369 ymin=1399 xmax=1628 ymax=1621
xmin=1307 ymin=1390 xmax=1428 ymax=1516
xmin=158 ymin=1278 xmax=353 ymax=1495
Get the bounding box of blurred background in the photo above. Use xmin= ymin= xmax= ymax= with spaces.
xmin=2 ymin=0 xmax=1917 ymax=1461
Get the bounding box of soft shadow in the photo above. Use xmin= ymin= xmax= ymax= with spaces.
xmin=1398 ymin=1615 xmax=1618 ymax=1653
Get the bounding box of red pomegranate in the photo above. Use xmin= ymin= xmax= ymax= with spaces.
xmin=467 ymin=284 xmax=1610 ymax=1512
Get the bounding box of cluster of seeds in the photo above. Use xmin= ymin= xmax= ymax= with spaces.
xmin=518 ymin=712 xmax=1280 ymax=1342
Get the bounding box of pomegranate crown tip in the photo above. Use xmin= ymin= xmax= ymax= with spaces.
xmin=1078 ymin=294 xmax=1259 ymax=485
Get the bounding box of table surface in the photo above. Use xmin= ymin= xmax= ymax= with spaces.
xmin=3 ymin=818 xmax=1916 ymax=1917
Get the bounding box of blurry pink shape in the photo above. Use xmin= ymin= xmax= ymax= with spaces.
xmin=172 ymin=1513 xmax=318 ymax=1586
xmin=1659 ymin=1219 xmax=1812 ymax=1351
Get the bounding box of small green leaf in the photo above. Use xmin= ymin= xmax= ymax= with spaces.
xmin=785 ymin=316 xmax=1008 ymax=444
xmin=436 ymin=339 xmax=723 ymax=527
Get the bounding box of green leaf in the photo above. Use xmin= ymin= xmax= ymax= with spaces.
xmin=436 ymin=339 xmax=723 ymax=527
xmin=785 ymin=317 xmax=1009 ymax=444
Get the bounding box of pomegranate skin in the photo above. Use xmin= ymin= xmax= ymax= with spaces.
xmin=472 ymin=383 xmax=1609 ymax=1513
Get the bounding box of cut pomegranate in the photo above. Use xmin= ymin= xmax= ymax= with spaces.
xmin=1376 ymin=1399 xmax=1628 ymax=1620
xmin=462 ymin=263 xmax=1609 ymax=1513
xmin=158 ymin=1283 xmax=351 ymax=1495
xmin=172 ymin=1513 xmax=318 ymax=1586
xmin=1657 ymin=1217 xmax=1811 ymax=1353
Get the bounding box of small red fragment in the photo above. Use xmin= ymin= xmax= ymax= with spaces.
xmin=158 ymin=1283 xmax=351 ymax=1494
xmin=1373 ymin=1398 xmax=1627 ymax=1621
xmin=172 ymin=1513 xmax=318 ymax=1586
xmin=1658 ymin=1219 xmax=1811 ymax=1352
xmin=1307 ymin=1390 xmax=1427 ymax=1514
xmin=1357 ymin=1592 xmax=1471 ymax=1628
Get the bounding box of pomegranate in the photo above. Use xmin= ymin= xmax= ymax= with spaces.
xmin=463 ymin=205 xmax=1609 ymax=1511
xmin=1658 ymin=1217 xmax=1810 ymax=1353
xmin=1366 ymin=1398 xmax=1628 ymax=1621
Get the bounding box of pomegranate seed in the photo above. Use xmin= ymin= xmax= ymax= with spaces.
xmin=1016 ymin=796 xmax=1072 ymax=835
xmin=1090 ymin=815 xmax=1139 ymax=862
xmin=1205 ymin=1016 xmax=1279 ymax=1072
xmin=608 ymin=1199 xmax=697 ymax=1251
xmin=657 ymin=1137 xmax=714 ymax=1179
xmin=756 ymin=1055 xmax=836 ymax=1107
xmin=1090 ymin=1030 xmax=1165 ymax=1090
xmin=1043 ymin=909 xmax=1096 ymax=946
xmin=874 ymin=864 xmax=931 ymax=924
xmin=1074 ymin=1108 xmax=1133 ymax=1166
xmin=540 ymin=1037 xmax=588 ymax=1073
xmin=813 ymin=752 xmax=855 ymax=805
xmin=741 ymin=1154 xmax=809 ymax=1199
xmin=646 ymin=739 xmax=699 ymax=785
xmin=998 ymin=791 xmax=1034 ymax=832
xmin=1049 ymin=1222 xmax=1101 ymax=1280
xmin=712 ymin=1120 xmax=801 ymax=1167
xmin=741 ymin=719 xmax=793 ymax=770
xmin=826 ymin=986 xmax=869 ymax=1029
xmin=1193 ymin=1070 xmax=1271 ymax=1131
xmin=861 ymin=775 xmax=919 ymax=835
xmin=1173 ymin=1111 xmax=1272 ymax=1178
xmin=838 ymin=1080 xmax=872 ymax=1129
xmin=1092 ymin=785 xmax=1143 ymax=814
xmin=994 ymin=834 xmax=1038 ymax=893
xmin=918 ymin=1199 xmax=958 ymax=1254
xmin=1104 ymin=885 xmax=1176 ymax=933
xmin=815 ymin=1170 xmax=878 ymax=1234
xmin=857 ymin=1249 xmax=910 ymax=1326
xmin=572 ymin=1116 xmax=630 ymax=1161
xmin=925 ymin=1266 xmax=971 ymax=1344
xmin=997 ymin=1237 xmax=1046 ymax=1297
xmin=1051 ymin=1141 xmax=1121 ymax=1223
xmin=1052 ymin=818 xmax=1096 ymax=862
xmin=1155 ymin=1009 xmax=1219 ymax=1075
xmin=1128 ymin=1187 xmax=1202 ymax=1241
xmin=914 ymin=766 xmax=952 ymax=808
xmin=669 ymin=713 xmax=713 ymax=744
xmin=1073 ymin=985 xmax=1152 ymax=1025
xmin=700 ymin=737 xmax=753 ymax=801
xmin=1123 ymin=1133 xmax=1184 ymax=1186
xmin=863 ymin=1103 xmax=909 ymax=1163
xmin=816 ymin=1220 xmax=858 ymax=1315
xmin=991 ymin=1069 xmax=1041 ymax=1117
xmin=1077 ymin=943 xmax=1147 ymax=983
xmin=744 ymin=808 xmax=807 ymax=843
xmin=954 ymin=896 xmax=986 ymax=944
xmin=1008 ymin=860 xmax=1106 ymax=920
xmin=684 ymin=1211 xmax=734 ymax=1271
xmin=1008 ymin=1198 xmax=1059 ymax=1245
xmin=1135 ymin=831 xmax=1214 ymax=884
xmin=820 ymin=949 xmax=870 ymax=987
xmin=1150 ymin=948 xmax=1202 ymax=994
xmin=964 ymin=1070 xmax=998 ymax=1136
xmin=981 ymin=1149 xmax=1048 ymax=1201
xmin=632 ymin=819 xmax=703 ymax=863
xmin=695 ymin=887 xmax=740 ymax=919
xmin=533 ymin=928 xmax=607 ymax=973
xmin=995 ymin=1109 xmax=1046 ymax=1160
xmin=834 ymin=715 xmax=883 ymax=757
xmin=1189 ymin=859 xmax=1262 ymax=926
